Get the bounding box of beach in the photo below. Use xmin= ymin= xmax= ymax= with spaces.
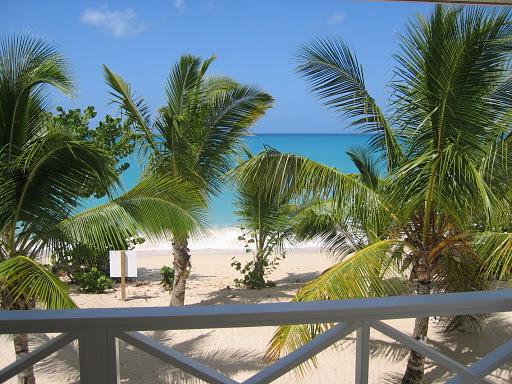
xmin=1 ymin=232 xmax=511 ymax=384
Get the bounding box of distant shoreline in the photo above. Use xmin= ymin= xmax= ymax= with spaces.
xmin=250 ymin=132 xmax=374 ymax=135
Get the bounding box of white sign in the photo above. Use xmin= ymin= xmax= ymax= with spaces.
xmin=109 ymin=250 xmax=137 ymax=277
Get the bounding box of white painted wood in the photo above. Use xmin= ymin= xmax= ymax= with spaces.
xmin=109 ymin=250 xmax=137 ymax=277
xmin=243 ymin=322 xmax=360 ymax=384
xmin=0 ymin=290 xmax=511 ymax=383
xmin=119 ymin=331 xmax=238 ymax=384
xmin=0 ymin=333 xmax=77 ymax=383
xmin=371 ymin=320 xmax=491 ymax=384
xmin=446 ymin=339 xmax=512 ymax=384
xmin=1 ymin=290 xmax=510 ymax=334
xmin=79 ymin=328 xmax=119 ymax=384
xmin=355 ymin=322 xmax=370 ymax=384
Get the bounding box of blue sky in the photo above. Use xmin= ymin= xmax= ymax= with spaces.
xmin=1 ymin=0 xmax=434 ymax=133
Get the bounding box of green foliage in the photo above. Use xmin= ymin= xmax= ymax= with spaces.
xmin=53 ymin=106 xmax=140 ymax=198
xmin=74 ymin=267 xmax=114 ymax=294
xmin=51 ymin=235 xmax=144 ymax=282
xmin=104 ymin=56 xmax=274 ymax=198
xmin=231 ymin=150 xmax=296 ymax=289
xmin=159 ymin=265 xmax=175 ymax=291
xmin=51 ymin=243 xmax=109 ymax=282
xmin=231 ymin=229 xmax=283 ymax=289
xmin=104 ymin=54 xmax=273 ymax=303
xmin=233 ymin=6 xmax=512 ymax=374
xmin=0 ymin=34 xmax=206 ymax=312
xmin=0 ymin=256 xmax=77 ymax=309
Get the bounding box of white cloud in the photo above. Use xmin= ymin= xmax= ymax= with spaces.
xmin=328 ymin=12 xmax=346 ymax=25
xmin=81 ymin=7 xmax=146 ymax=37
xmin=175 ymin=0 xmax=185 ymax=9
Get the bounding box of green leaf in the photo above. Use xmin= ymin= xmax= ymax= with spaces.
xmin=0 ymin=256 xmax=76 ymax=309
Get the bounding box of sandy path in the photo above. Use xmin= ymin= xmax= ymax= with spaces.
xmin=1 ymin=248 xmax=511 ymax=383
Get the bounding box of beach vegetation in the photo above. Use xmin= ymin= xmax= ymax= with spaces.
xmin=104 ymin=54 xmax=274 ymax=306
xmin=52 ymin=106 xmax=139 ymax=198
xmin=231 ymin=150 xmax=295 ymax=289
xmin=74 ymin=267 xmax=114 ymax=294
xmin=0 ymin=34 xmax=206 ymax=382
xmin=159 ymin=265 xmax=175 ymax=291
xmin=236 ymin=6 xmax=512 ymax=383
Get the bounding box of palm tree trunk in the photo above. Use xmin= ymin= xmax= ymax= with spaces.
xmin=14 ymin=333 xmax=35 ymax=384
xmin=402 ymin=274 xmax=431 ymax=384
xmin=2 ymin=292 xmax=36 ymax=383
xmin=169 ymin=239 xmax=191 ymax=306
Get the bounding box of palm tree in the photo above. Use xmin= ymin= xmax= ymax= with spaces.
xmin=104 ymin=54 xmax=273 ymax=306
xmin=236 ymin=6 xmax=512 ymax=383
xmin=231 ymin=149 xmax=296 ymax=289
xmin=0 ymin=35 xmax=205 ymax=383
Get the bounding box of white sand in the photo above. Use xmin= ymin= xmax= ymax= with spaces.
xmin=1 ymin=245 xmax=511 ymax=383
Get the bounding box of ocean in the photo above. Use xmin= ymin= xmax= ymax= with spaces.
xmin=85 ymin=134 xmax=371 ymax=227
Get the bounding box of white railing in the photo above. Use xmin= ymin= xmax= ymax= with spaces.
xmin=0 ymin=290 xmax=511 ymax=383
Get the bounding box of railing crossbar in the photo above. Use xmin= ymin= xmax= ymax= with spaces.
xmin=1 ymin=290 xmax=510 ymax=334
xmin=119 ymin=331 xmax=239 ymax=384
xmin=371 ymin=321 xmax=491 ymax=384
xmin=446 ymin=339 xmax=512 ymax=384
xmin=0 ymin=332 xmax=77 ymax=383
xmin=0 ymin=290 xmax=510 ymax=383
xmin=242 ymin=321 xmax=360 ymax=384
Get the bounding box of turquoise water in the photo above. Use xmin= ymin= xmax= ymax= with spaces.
xmin=85 ymin=134 xmax=371 ymax=226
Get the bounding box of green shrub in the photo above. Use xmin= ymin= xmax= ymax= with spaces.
xmin=51 ymin=244 xmax=109 ymax=282
xmin=74 ymin=267 xmax=114 ymax=293
xmin=159 ymin=265 xmax=175 ymax=291
xmin=231 ymin=229 xmax=284 ymax=289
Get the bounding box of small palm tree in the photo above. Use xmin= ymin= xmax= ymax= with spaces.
xmin=0 ymin=35 xmax=205 ymax=383
xmin=105 ymin=54 xmax=273 ymax=306
xmin=236 ymin=6 xmax=512 ymax=383
xmin=232 ymin=149 xmax=296 ymax=289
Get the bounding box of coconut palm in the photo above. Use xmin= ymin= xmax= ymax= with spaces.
xmin=231 ymin=149 xmax=297 ymax=289
xmin=0 ymin=35 xmax=205 ymax=383
xmin=104 ymin=55 xmax=273 ymax=306
xmin=236 ymin=6 xmax=512 ymax=383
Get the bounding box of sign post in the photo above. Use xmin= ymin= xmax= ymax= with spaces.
xmin=109 ymin=250 xmax=137 ymax=301
xmin=120 ymin=250 xmax=126 ymax=301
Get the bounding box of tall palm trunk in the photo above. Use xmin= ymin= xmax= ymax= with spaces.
xmin=2 ymin=292 xmax=36 ymax=384
xmin=170 ymin=239 xmax=191 ymax=306
xmin=402 ymin=266 xmax=431 ymax=384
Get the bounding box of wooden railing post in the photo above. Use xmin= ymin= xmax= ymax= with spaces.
xmin=355 ymin=322 xmax=370 ymax=384
xmin=79 ymin=328 xmax=119 ymax=384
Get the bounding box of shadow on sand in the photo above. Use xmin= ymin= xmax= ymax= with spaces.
xmin=11 ymin=275 xmax=512 ymax=384
xmin=26 ymin=329 xmax=265 ymax=384
xmin=195 ymin=271 xmax=320 ymax=305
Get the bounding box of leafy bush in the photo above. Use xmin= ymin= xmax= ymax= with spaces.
xmin=51 ymin=244 xmax=109 ymax=282
xmin=159 ymin=265 xmax=175 ymax=291
xmin=74 ymin=267 xmax=114 ymax=293
xmin=231 ymin=230 xmax=283 ymax=289
xmin=51 ymin=236 xmax=145 ymax=283
xmin=231 ymin=150 xmax=295 ymax=289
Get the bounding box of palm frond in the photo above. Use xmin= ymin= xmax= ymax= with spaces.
xmin=103 ymin=65 xmax=157 ymax=153
xmin=165 ymin=54 xmax=206 ymax=116
xmin=473 ymin=231 xmax=512 ymax=281
xmin=235 ymin=149 xmax=386 ymax=226
xmin=346 ymin=146 xmax=380 ymax=190
xmin=295 ymin=37 xmax=402 ymax=170
xmin=0 ymin=34 xmax=73 ymax=155
xmin=56 ymin=175 xmax=207 ymax=249
xmin=0 ymin=256 xmax=76 ymax=309
xmin=393 ymin=6 xmax=512 ymax=158
xmin=265 ymin=239 xmax=407 ymax=364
